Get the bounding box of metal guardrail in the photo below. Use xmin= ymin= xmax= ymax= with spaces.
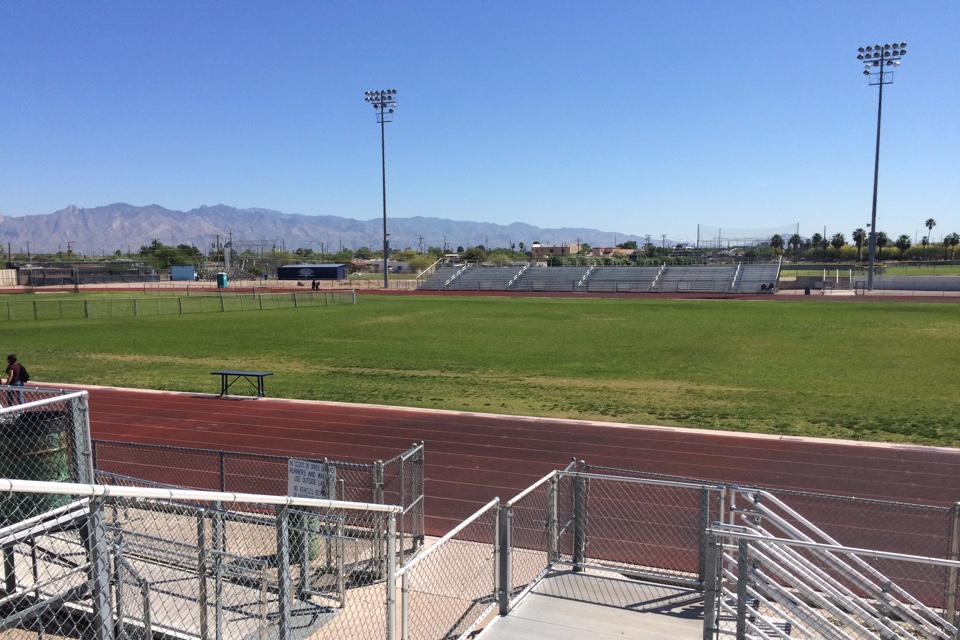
xmin=394 ymin=465 xmax=723 ymax=639
xmin=701 ymin=486 xmax=960 ymax=640
xmin=705 ymin=525 xmax=960 ymax=640
xmin=0 ymin=478 xmax=401 ymax=640
xmin=92 ymin=439 xmax=425 ymax=565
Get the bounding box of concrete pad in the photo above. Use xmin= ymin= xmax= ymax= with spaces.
xmin=479 ymin=571 xmax=703 ymax=640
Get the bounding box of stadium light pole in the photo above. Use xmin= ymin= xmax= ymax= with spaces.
xmin=364 ymin=89 xmax=397 ymax=289
xmin=858 ymin=43 xmax=906 ymax=291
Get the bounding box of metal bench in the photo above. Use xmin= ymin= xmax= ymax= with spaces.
xmin=211 ymin=370 xmax=273 ymax=398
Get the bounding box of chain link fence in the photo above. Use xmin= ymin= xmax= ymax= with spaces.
xmin=92 ymin=440 xmax=425 ymax=567
xmin=0 ymin=389 xmax=94 ymax=528
xmin=585 ymin=463 xmax=958 ymax=569
xmin=0 ymin=290 xmax=356 ymax=322
xmin=397 ymin=499 xmax=500 ymax=640
xmin=6 ymin=393 xmax=958 ymax=640
xmin=0 ymin=478 xmax=401 ymax=640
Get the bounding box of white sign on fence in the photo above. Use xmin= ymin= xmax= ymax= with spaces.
xmin=288 ymin=458 xmax=334 ymax=499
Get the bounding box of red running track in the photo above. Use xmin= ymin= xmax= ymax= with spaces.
xmin=79 ymin=385 xmax=960 ymax=536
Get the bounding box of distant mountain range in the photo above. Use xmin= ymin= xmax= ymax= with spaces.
xmin=0 ymin=203 xmax=666 ymax=256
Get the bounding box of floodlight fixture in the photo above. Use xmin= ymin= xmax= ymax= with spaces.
xmin=364 ymin=88 xmax=399 ymax=288
xmin=857 ymin=42 xmax=907 ymax=291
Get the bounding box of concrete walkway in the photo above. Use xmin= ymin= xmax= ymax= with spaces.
xmin=478 ymin=570 xmax=703 ymax=640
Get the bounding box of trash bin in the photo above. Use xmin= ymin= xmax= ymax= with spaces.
xmin=804 ymin=287 xmax=811 ymax=295
xmin=216 ymin=272 xmax=228 ymax=288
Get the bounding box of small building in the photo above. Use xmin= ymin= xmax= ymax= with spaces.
xmin=530 ymin=242 xmax=581 ymax=258
xmin=276 ymin=264 xmax=347 ymax=280
xmin=171 ymin=265 xmax=198 ymax=281
xmin=591 ymin=247 xmax=637 ymax=259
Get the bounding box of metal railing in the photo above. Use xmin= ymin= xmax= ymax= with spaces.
xmin=0 ymin=478 xmax=402 ymax=640
xmin=700 ymin=485 xmax=960 ymax=639
xmin=92 ymin=439 xmax=425 ymax=565
xmin=705 ymin=525 xmax=960 ymax=640
xmin=397 ymin=498 xmax=500 ymax=640
xmin=0 ymin=290 xmax=357 ymax=322
xmin=394 ymin=465 xmax=723 ymax=639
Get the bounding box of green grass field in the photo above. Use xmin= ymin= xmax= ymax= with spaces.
xmin=6 ymin=294 xmax=959 ymax=447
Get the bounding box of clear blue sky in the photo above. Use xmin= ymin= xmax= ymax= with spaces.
xmin=1 ymin=1 xmax=957 ymax=244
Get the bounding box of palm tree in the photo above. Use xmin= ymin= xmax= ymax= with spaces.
xmin=948 ymin=233 xmax=960 ymax=260
xmin=810 ymin=233 xmax=823 ymax=262
xmin=925 ymin=218 xmax=936 ymax=246
xmin=876 ymin=231 xmax=889 ymax=260
xmin=852 ymin=228 xmax=866 ymax=262
xmin=770 ymin=234 xmax=785 ymax=257
xmin=895 ymin=234 xmax=912 ymax=259
xmin=830 ymin=233 xmax=845 ymax=260
xmin=788 ymin=233 xmax=802 ymax=262
xmin=921 ymin=236 xmax=929 ymax=260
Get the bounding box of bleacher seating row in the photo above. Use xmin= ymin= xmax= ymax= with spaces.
xmin=417 ymin=264 xmax=781 ymax=293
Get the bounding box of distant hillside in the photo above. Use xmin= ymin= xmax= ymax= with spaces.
xmin=0 ymin=203 xmax=663 ymax=256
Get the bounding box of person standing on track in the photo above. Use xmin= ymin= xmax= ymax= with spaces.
xmin=4 ymin=354 xmax=25 ymax=405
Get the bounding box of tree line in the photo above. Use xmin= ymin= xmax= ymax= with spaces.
xmin=771 ymin=219 xmax=960 ymax=263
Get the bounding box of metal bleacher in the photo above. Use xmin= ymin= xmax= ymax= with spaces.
xmin=441 ymin=264 xmax=527 ymax=291
xmin=651 ymin=266 xmax=736 ymax=293
xmin=733 ymin=263 xmax=780 ymax=293
xmin=581 ymin=266 xmax=661 ymax=292
xmin=510 ymin=266 xmax=590 ymax=292
xmin=417 ymin=263 xmax=782 ymax=294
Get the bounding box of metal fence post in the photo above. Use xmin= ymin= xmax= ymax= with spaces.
xmin=400 ymin=571 xmax=409 ymax=640
xmin=698 ymin=487 xmax=710 ymax=583
xmin=547 ymin=476 xmax=558 ymax=563
xmin=398 ymin=451 xmax=407 ymax=564
xmin=276 ymin=505 xmax=292 ymax=640
xmin=71 ymin=393 xmax=95 ymax=483
xmin=373 ymin=460 xmax=386 ymax=576
xmin=197 ymin=508 xmax=209 ymax=640
xmin=948 ymin=502 xmax=960 ymax=625
xmin=386 ymin=513 xmax=397 ymax=640
xmin=2 ymin=546 xmax=14 ymax=593
xmin=497 ymin=504 xmax=512 ymax=616
xmin=572 ymin=473 xmax=586 ymax=572
xmin=735 ymin=539 xmax=750 ymax=640
xmin=213 ymin=501 xmax=225 ymax=639
xmin=219 ymin=451 xmax=227 ymax=492
xmin=373 ymin=460 xmax=385 ymax=504
xmin=702 ymin=533 xmax=719 ymax=640
xmin=83 ymin=496 xmax=115 ymax=640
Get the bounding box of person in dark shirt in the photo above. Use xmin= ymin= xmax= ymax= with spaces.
xmin=4 ymin=354 xmax=24 ymax=405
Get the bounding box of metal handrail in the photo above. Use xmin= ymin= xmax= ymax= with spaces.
xmin=0 ymin=478 xmax=403 ymax=513
xmin=397 ymin=498 xmax=499 ymax=577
